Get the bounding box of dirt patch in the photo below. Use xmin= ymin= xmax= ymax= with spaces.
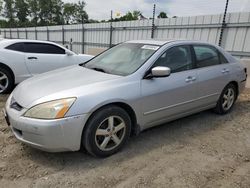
xmin=0 ymin=90 xmax=250 ymax=188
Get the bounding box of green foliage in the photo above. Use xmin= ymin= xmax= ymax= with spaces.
xmin=27 ymin=0 xmax=39 ymax=26
xmin=2 ymin=0 xmax=15 ymax=27
xmin=15 ymin=0 xmax=29 ymax=24
xmin=0 ymin=0 xmax=3 ymax=12
xmin=0 ymin=0 xmax=90 ymax=27
xmin=0 ymin=0 xmax=144 ymax=28
xmin=113 ymin=10 xmax=142 ymax=22
xmin=51 ymin=0 xmax=64 ymax=25
xmin=74 ymin=1 xmax=88 ymax=23
xmin=157 ymin=12 xmax=168 ymax=18
xmin=63 ymin=3 xmax=77 ymax=24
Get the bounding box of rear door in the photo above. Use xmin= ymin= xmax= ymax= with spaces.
xmin=24 ymin=42 xmax=76 ymax=75
xmin=141 ymin=45 xmax=199 ymax=127
xmin=193 ymin=45 xmax=231 ymax=107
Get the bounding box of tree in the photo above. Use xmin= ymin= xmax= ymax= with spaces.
xmin=2 ymin=0 xmax=15 ymax=27
xmin=0 ymin=0 xmax=3 ymax=13
xmin=27 ymin=0 xmax=39 ymax=26
xmin=0 ymin=0 xmax=90 ymax=27
xmin=0 ymin=19 xmax=8 ymax=28
xmin=74 ymin=1 xmax=88 ymax=23
xmin=157 ymin=12 xmax=168 ymax=18
xmin=114 ymin=10 xmax=142 ymax=21
xmin=87 ymin=19 xmax=99 ymax=23
xmin=38 ymin=0 xmax=51 ymax=26
xmin=15 ymin=0 xmax=29 ymax=25
xmin=63 ymin=3 xmax=77 ymax=24
xmin=51 ymin=0 xmax=64 ymax=25
xmin=132 ymin=10 xmax=141 ymax=19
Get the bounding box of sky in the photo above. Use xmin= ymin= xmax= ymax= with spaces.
xmin=64 ymin=0 xmax=250 ymax=20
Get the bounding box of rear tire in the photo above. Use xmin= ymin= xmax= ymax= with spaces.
xmin=82 ymin=105 xmax=131 ymax=157
xmin=214 ymin=83 xmax=237 ymax=114
xmin=0 ymin=67 xmax=14 ymax=94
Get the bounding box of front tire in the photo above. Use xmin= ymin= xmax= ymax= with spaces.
xmin=82 ymin=106 xmax=131 ymax=157
xmin=0 ymin=67 xmax=14 ymax=94
xmin=214 ymin=83 xmax=237 ymax=114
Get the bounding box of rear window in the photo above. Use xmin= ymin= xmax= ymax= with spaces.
xmin=5 ymin=43 xmax=24 ymax=52
xmin=193 ymin=45 xmax=220 ymax=68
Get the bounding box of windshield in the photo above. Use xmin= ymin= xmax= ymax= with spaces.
xmin=84 ymin=43 xmax=159 ymax=76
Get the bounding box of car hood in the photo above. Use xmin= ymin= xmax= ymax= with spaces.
xmin=12 ymin=65 xmax=121 ymax=108
xmin=77 ymin=54 xmax=94 ymax=63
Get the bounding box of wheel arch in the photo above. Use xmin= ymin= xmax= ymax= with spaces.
xmin=228 ymin=80 xmax=239 ymax=97
xmin=0 ymin=62 xmax=15 ymax=83
xmin=109 ymin=102 xmax=139 ymax=135
xmin=81 ymin=101 xmax=139 ymax=148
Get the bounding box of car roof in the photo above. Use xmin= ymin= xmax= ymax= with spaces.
xmin=0 ymin=39 xmax=63 ymax=48
xmin=125 ymin=39 xmax=215 ymax=46
xmin=125 ymin=39 xmax=175 ymax=46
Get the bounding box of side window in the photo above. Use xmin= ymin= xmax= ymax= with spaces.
xmin=193 ymin=45 xmax=220 ymax=68
xmin=5 ymin=43 xmax=24 ymax=52
xmin=24 ymin=43 xmax=65 ymax=54
xmin=219 ymin=52 xmax=229 ymax=64
xmin=153 ymin=45 xmax=193 ymax=73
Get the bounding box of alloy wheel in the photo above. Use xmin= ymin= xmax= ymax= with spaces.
xmin=95 ymin=116 xmax=126 ymax=151
xmin=0 ymin=71 xmax=9 ymax=93
xmin=222 ymin=88 xmax=235 ymax=111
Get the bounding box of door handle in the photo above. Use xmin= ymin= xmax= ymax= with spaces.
xmin=185 ymin=76 xmax=196 ymax=83
xmin=27 ymin=57 xmax=38 ymax=60
xmin=221 ymin=68 xmax=229 ymax=74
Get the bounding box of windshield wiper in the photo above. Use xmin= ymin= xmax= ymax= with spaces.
xmin=90 ymin=67 xmax=107 ymax=73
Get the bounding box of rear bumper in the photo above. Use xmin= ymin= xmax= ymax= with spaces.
xmin=5 ymin=96 xmax=88 ymax=152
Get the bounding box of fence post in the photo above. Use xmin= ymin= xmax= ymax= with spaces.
xmin=25 ymin=28 xmax=28 ymax=39
xmin=82 ymin=23 xmax=85 ymax=53
xmin=35 ymin=27 xmax=37 ymax=40
xmin=47 ymin=26 xmax=49 ymax=41
xmin=109 ymin=10 xmax=113 ymax=48
xmin=151 ymin=4 xmax=156 ymax=39
xmin=218 ymin=0 xmax=229 ymax=47
xmin=4 ymin=30 xmax=6 ymax=38
xmin=10 ymin=28 xmax=12 ymax=39
xmin=62 ymin=25 xmax=65 ymax=45
xmin=17 ymin=28 xmax=19 ymax=38
xmin=70 ymin=38 xmax=73 ymax=51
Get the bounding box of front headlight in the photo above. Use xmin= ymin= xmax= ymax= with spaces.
xmin=24 ymin=98 xmax=76 ymax=119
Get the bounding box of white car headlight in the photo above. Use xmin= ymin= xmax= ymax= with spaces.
xmin=24 ymin=98 xmax=76 ymax=119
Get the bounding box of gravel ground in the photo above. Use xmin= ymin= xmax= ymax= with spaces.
xmin=0 ymin=89 xmax=250 ymax=188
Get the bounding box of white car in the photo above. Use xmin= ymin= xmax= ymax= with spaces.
xmin=0 ymin=39 xmax=94 ymax=93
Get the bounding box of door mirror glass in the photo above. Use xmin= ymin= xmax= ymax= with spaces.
xmin=151 ymin=66 xmax=171 ymax=78
xmin=65 ymin=49 xmax=74 ymax=56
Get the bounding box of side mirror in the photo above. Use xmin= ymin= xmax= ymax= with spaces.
xmin=65 ymin=49 xmax=74 ymax=56
xmin=145 ymin=66 xmax=171 ymax=79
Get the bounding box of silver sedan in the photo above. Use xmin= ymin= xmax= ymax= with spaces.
xmin=4 ymin=40 xmax=247 ymax=157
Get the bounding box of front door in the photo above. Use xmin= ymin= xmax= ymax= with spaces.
xmin=24 ymin=42 xmax=74 ymax=75
xmin=141 ymin=45 xmax=199 ymax=127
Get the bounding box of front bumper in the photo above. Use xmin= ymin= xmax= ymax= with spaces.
xmin=5 ymin=97 xmax=89 ymax=152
